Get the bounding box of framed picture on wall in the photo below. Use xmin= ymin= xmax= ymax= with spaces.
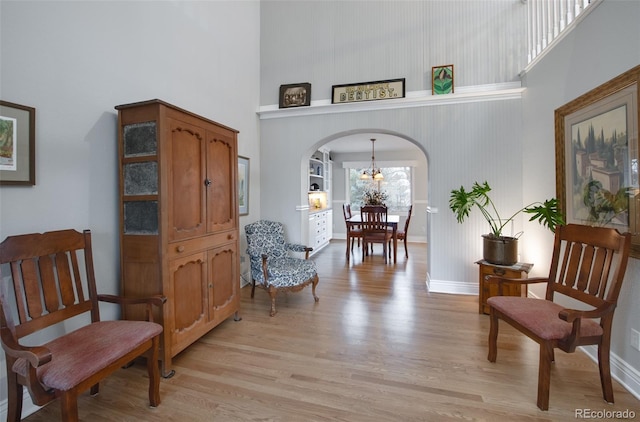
xmin=279 ymin=83 xmax=311 ymax=108
xmin=432 ymin=65 xmax=454 ymax=95
xmin=555 ymin=64 xmax=640 ymax=257
xmin=238 ymin=156 xmax=249 ymax=215
xmin=0 ymin=100 xmax=36 ymax=186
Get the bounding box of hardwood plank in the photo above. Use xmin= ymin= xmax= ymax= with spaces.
xmin=22 ymin=240 xmax=639 ymax=421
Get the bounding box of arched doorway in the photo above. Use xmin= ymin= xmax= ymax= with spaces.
xmin=302 ymin=129 xmax=430 ymax=267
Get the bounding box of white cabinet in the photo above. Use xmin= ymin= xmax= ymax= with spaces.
xmin=307 ymin=148 xmax=332 ymax=256
xmin=308 ymin=210 xmax=331 ymax=255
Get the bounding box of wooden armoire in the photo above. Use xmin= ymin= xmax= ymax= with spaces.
xmin=115 ymin=99 xmax=241 ymax=377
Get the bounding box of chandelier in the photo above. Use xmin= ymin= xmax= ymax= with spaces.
xmin=360 ymin=138 xmax=384 ymax=180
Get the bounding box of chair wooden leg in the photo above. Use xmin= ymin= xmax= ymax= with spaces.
xmin=487 ymin=309 xmax=498 ymax=362
xmin=598 ymin=342 xmax=614 ymax=403
xmin=251 ymin=278 xmax=256 ymax=298
xmin=311 ymin=275 xmax=320 ymax=302
xmin=6 ymin=369 xmax=23 ymax=422
xmin=148 ymin=336 xmax=161 ymax=407
xmin=537 ymin=342 xmax=553 ymax=410
xmin=404 ymin=237 xmax=408 ymax=258
xmin=268 ymin=286 xmax=278 ymax=316
xmin=60 ymin=391 xmax=79 ymax=422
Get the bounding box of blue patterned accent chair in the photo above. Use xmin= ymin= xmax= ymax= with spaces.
xmin=245 ymin=220 xmax=319 ymax=316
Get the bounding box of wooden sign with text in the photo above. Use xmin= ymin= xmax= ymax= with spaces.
xmin=331 ymin=78 xmax=405 ymax=104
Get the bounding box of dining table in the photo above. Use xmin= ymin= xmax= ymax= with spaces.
xmin=345 ymin=214 xmax=400 ymax=263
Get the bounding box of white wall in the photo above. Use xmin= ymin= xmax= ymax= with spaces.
xmin=0 ymin=0 xmax=261 ymax=411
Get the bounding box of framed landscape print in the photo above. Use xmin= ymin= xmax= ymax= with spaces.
xmin=238 ymin=156 xmax=249 ymax=215
xmin=0 ymin=100 xmax=35 ymax=185
xmin=555 ymin=65 xmax=640 ymax=257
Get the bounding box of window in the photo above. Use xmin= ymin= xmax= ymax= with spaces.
xmin=348 ymin=167 xmax=412 ymax=213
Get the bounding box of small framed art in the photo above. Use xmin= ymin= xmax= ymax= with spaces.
xmin=238 ymin=156 xmax=249 ymax=215
xmin=279 ymin=83 xmax=311 ymax=108
xmin=432 ymin=65 xmax=454 ymax=95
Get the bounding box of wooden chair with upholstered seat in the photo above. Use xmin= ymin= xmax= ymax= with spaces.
xmin=486 ymin=223 xmax=631 ymax=410
xmin=245 ymin=220 xmax=320 ymax=316
xmin=343 ymin=203 xmax=362 ymax=252
xmin=395 ymin=205 xmax=413 ymax=258
xmin=361 ymin=205 xmax=394 ymax=263
xmin=0 ymin=229 xmax=166 ymax=422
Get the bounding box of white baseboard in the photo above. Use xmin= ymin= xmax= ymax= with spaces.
xmin=426 ymin=276 xmax=478 ymax=295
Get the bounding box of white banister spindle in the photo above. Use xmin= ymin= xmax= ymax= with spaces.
xmin=526 ymin=0 xmax=592 ymax=65
xmin=553 ymin=1 xmax=559 ymax=38
xmin=536 ymin=0 xmax=542 ymax=55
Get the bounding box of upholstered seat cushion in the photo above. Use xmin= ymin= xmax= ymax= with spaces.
xmin=251 ymin=256 xmax=317 ymax=288
xmin=13 ymin=320 xmax=162 ymax=391
xmin=487 ymin=296 xmax=603 ymax=341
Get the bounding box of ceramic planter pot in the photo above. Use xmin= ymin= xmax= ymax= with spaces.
xmin=482 ymin=234 xmax=518 ymax=265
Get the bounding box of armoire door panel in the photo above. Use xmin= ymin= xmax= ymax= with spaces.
xmin=206 ymin=130 xmax=236 ymax=233
xmin=208 ymin=244 xmax=238 ymax=320
xmin=168 ymin=119 xmax=207 ymax=241
xmin=170 ymin=253 xmax=207 ymax=342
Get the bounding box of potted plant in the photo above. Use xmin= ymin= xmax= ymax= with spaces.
xmin=449 ymin=181 xmax=565 ymax=265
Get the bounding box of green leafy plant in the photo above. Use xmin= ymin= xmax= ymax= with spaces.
xmin=449 ymin=181 xmax=565 ymax=238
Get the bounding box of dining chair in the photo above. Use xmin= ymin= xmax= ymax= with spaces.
xmin=360 ymin=205 xmax=394 ymax=263
xmin=395 ymin=205 xmax=413 ymax=258
xmin=343 ymin=203 xmax=362 ymax=251
xmin=486 ymin=223 xmax=632 ymax=410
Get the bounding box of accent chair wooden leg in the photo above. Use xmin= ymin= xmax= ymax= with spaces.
xmin=537 ymin=342 xmax=553 ymax=410
xmin=148 ymin=336 xmax=161 ymax=407
xmin=311 ymin=275 xmax=320 ymax=302
xmin=404 ymin=238 xmax=408 ymax=258
xmin=598 ymin=342 xmax=614 ymax=403
xmin=60 ymin=391 xmax=79 ymax=422
xmin=268 ymin=286 xmax=278 ymax=316
xmin=7 ymin=369 xmax=23 ymax=422
xmin=487 ymin=309 xmax=498 ymax=362
xmin=251 ymin=278 xmax=256 ymax=298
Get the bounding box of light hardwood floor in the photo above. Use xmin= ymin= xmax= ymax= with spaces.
xmin=22 ymin=240 xmax=639 ymax=421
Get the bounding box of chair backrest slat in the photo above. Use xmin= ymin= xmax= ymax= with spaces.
xmin=19 ymin=258 xmax=44 ymax=320
xmin=574 ymin=244 xmax=594 ymax=291
xmin=57 ymin=252 xmax=78 ymax=306
xmin=40 ymin=254 xmax=62 ymax=314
